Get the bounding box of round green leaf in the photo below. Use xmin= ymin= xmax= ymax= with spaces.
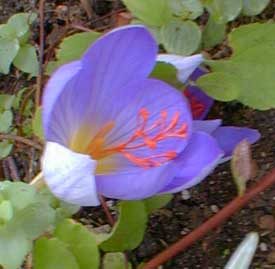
xmin=242 ymin=0 xmax=270 ymax=16
xmin=161 ymin=20 xmax=201 ymax=56
xmin=0 ymin=38 xmax=19 ymax=74
xmin=0 ymin=181 xmax=36 ymax=211
xmin=197 ymin=72 xmax=240 ymax=101
xmin=103 ymin=253 xmax=132 ymax=269
xmin=46 ymin=31 xmax=100 ymax=74
xmin=122 ymin=0 xmax=172 ymax=26
xmin=11 ymin=202 xmax=55 ymax=240
xmin=7 ymin=13 xmax=37 ymax=38
xmin=205 ymin=0 xmax=242 ymax=23
xmin=13 ymin=45 xmax=38 ymax=76
xmin=0 ymin=24 xmax=17 ymax=39
xmin=0 ymin=94 xmax=15 ymax=111
xmin=208 ymin=23 xmax=275 ymax=109
xmin=55 ymin=219 xmax=99 ymax=269
xmin=34 ymin=238 xmax=79 ymax=269
xmin=169 ymin=0 xmax=203 ymax=19
xmin=0 ymin=141 xmax=13 ymax=160
xmin=0 ymin=200 xmax=13 ymax=224
xmin=100 ymin=200 xmax=148 ymax=252
xmin=0 ymin=110 xmax=13 ymax=133
xmin=202 ymin=14 xmax=226 ymax=48
xmin=0 ymin=229 xmax=31 ymax=269
xmin=150 ymin=62 xmax=180 ymax=88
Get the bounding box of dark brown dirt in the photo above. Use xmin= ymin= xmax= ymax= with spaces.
xmin=1 ymin=1 xmax=275 ymax=269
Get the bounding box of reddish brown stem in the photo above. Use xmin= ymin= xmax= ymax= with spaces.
xmin=36 ymin=0 xmax=45 ymax=109
xmin=143 ymin=168 xmax=275 ymax=269
xmin=99 ymin=194 xmax=115 ymax=226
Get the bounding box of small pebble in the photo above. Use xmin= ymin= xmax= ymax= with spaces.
xmin=259 ymin=242 xmax=268 ymax=252
xmin=258 ymin=215 xmax=275 ymax=231
xmin=210 ymin=205 xmax=219 ymax=213
xmin=181 ymin=190 xmax=191 ymax=200
xmin=106 ymin=200 xmax=114 ymax=208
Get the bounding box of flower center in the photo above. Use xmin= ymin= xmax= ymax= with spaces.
xmin=184 ymin=90 xmax=205 ymax=119
xmin=86 ymin=108 xmax=188 ymax=169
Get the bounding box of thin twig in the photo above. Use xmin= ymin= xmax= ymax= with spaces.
xmin=0 ymin=134 xmax=43 ymax=151
xmin=99 ymin=194 xmax=115 ymax=226
xmin=6 ymin=157 xmax=20 ymax=181
xmin=143 ymin=168 xmax=275 ymax=269
xmin=36 ymin=0 xmax=46 ymax=110
xmin=70 ymin=23 xmax=93 ymax=32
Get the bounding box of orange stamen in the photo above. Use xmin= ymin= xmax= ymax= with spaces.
xmin=86 ymin=108 xmax=188 ymax=168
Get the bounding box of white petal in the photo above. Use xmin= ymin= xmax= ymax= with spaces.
xmin=156 ymin=54 xmax=204 ymax=83
xmin=42 ymin=142 xmax=100 ymax=206
xmin=225 ymin=232 xmax=259 ymax=269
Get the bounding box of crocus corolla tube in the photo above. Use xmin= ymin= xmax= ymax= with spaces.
xmin=42 ymin=26 xmax=235 ymax=206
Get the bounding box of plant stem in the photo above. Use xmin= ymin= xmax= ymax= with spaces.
xmin=143 ymin=168 xmax=275 ymax=269
xmin=36 ymin=0 xmax=45 ymax=109
xmin=99 ymin=194 xmax=115 ymax=226
xmin=0 ymin=133 xmax=43 ymax=151
xmin=30 ymin=171 xmax=45 ymax=190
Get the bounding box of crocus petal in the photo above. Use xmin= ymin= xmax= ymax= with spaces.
xmin=193 ymin=119 xmax=222 ymax=134
xmin=212 ymin=126 xmax=260 ymax=159
xmin=189 ymin=67 xmax=207 ymax=81
xmin=43 ymin=61 xmax=82 ymax=144
xmin=96 ymin=161 xmax=176 ymax=200
xmin=42 ymin=142 xmax=100 ymax=206
xmin=43 ymin=25 xmax=157 ymax=145
xmin=184 ymin=85 xmax=214 ymax=120
xmin=159 ymin=131 xmax=223 ymax=193
xmin=102 ymin=78 xmax=192 ymax=154
xmin=157 ymin=54 xmax=204 ymax=84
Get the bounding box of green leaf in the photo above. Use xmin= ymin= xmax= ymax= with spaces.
xmin=0 ymin=229 xmax=31 ymax=269
xmin=0 ymin=181 xmax=36 ymax=211
xmin=11 ymin=202 xmax=55 ymax=240
xmin=169 ymin=0 xmax=203 ymax=19
xmin=55 ymin=219 xmax=99 ymax=269
xmin=46 ymin=31 xmax=100 ymax=74
xmin=197 ymin=71 xmax=240 ymax=101
xmin=57 ymin=32 xmax=100 ymax=62
xmin=13 ymin=45 xmax=38 ymax=76
xmin=34 ymin=237 xmax=79 ymax=269
xmin=204 ymin=23 xmax=275 ymax=109
xmin=0 ymin=110 xmax=13 ymax=133
xmin=122 ymin=0 xmax=172 ymax=26
xmin=150 ymin=62 xmax=180 ymax=88
xmin=100 ymin=200 xmax=147 ymax=252
xmin=161 ymin=20 xmax=201 ymax=55
xmin=202 ymin=14 xmax=226 ymax=48
xmin=0 ymin=38 xmax=19 ymax=74
xmin=7 ymin=13 xmax=37 ymax=38
xmin=32 ymin=107 xmax=44 ymax=140
xmin=102 ymin=253 xmax=132 ymax=269
xmin=143 ymin=194 xmax=173 ymax=214
xmin=0 ymin=200 xmax=13 ymax=224
xmin=0 ymin=141 xmax=13 ymax=159
xmin=0 ymin=24 xmax=17 ymax=39
xmin=242 ymin=0 xmax=270 ymax=16
xmin=0 ymin=94 xmax=15 ymax=111
xmin=204 ymin=0 xmax=242 ymax=23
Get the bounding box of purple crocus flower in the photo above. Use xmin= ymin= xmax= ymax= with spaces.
xmin=157 ymin=54 xmax=260 ymax=162
xmin=41 ymin=26 xmax=251 ymax=207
